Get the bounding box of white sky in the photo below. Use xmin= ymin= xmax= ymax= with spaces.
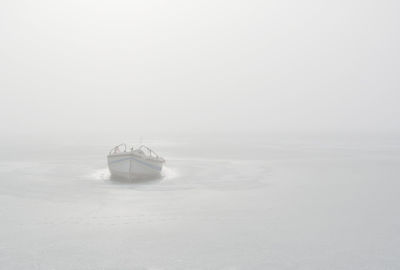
xmin=1 ymin=0 xmax=399 ymax=139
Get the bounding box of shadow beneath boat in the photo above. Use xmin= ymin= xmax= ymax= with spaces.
xmin=109 ymin=174 xmax=163 ymax=185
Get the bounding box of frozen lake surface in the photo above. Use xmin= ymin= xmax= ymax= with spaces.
xmin=1 ymin=134 xmax=400 ymax=269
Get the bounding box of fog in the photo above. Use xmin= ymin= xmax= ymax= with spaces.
xmin=1 ymin=1 xmax=400 ymax=269
xmin=1 ymin=0 xmax=400 ymax=141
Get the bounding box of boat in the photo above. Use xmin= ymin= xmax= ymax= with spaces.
xmin=107 ymin=144 xmax=165 ymax=179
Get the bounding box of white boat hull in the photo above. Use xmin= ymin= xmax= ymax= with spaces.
xmin=107 ymin=153 xmax=164 ymax=179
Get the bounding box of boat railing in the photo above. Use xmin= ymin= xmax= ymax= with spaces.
xmin=109 ymin=144 xmax=164 ymax=161
xmin=138 ymin=145 xmax=163 ymax=160
xmin=109 ymin=143 xmax=127 ymax=155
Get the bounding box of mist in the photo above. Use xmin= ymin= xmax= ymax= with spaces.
xmin=1 ymin=0 xmax=400 ymax=142
xmin=1 ymin=1 xmax=400 ymax=269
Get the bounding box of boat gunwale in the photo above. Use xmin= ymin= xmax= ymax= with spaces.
xmin=107 ymin=152 xmax=165 ymax=163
